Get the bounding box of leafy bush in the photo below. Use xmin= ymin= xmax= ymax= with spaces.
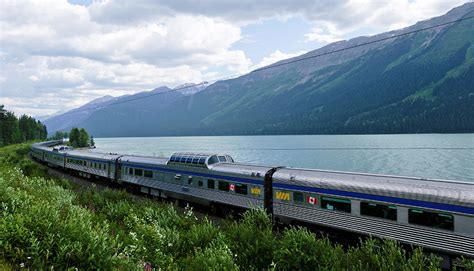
xmin=222 ymin=209 xmax=276 ymax=269
xmin=346 ymin=238 xmax=441 ymax=271
xmin=0 ymin=168 xmax=134 ymax=269
xmin=183 ymin=240 xmax=238 ymax=270
xmin=275 ymin=227 xmax=346 ymax=270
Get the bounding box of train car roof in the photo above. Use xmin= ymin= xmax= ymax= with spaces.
xmin=210 ymin=162 xmax=275 ymax=178
xmin=66 ymin=150 xmax=122 ymax=161
xmin=119 ymin=155 xmax=169 ymax=165
xmin=273 ymin=167 xmax=474 ymax=207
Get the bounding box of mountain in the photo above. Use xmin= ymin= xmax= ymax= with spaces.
xmin=48 ymin=3 xmax=474 ymax=137
xmin=44 ymin=87 xmax=182 ymax=134
xmin=43 ymin=95 xmax=119 ymax=134
xmin=174 ymin=82 xmax=209 ymax=96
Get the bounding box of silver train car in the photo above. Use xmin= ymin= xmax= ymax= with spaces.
xmin=30 ymin=142 xmax=474 ymax=263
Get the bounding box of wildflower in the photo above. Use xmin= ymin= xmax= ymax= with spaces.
xmin=144 ymin=262 xmax=153 ymax=271
xmin=20 ymin=263 xmax=25 ymax=268
xmin=168 ymin=242 xmax=173 ymax=247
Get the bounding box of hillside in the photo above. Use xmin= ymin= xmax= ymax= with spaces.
xmin=47 ymin=3 xmax=474 ymax=137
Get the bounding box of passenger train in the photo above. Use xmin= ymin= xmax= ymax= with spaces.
xmin=30 ymin=140 xmax=474 ymax=265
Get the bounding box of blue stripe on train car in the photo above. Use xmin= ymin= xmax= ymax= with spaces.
xmin=120 ymin=162 xmax=263 ymax=186
xmin=65 ymin=154 xmax=113 ymax=164
xmin=274 ymin=183 xmax=474 ymax=215
xmin=121 ymin=161 xmax=474 ymax=216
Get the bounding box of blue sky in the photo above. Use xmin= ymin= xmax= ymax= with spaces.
xmin=1 ymin=0 xmax=471 ymax=116
xmin=235 ymin=18 xmax=313 ymax=62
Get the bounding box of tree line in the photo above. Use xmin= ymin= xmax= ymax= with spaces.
xmin=0 ymin=105 xmax=47 ymax=147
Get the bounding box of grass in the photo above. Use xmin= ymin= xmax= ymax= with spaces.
xmin=1 ymin=143 xmax=473 ymax=270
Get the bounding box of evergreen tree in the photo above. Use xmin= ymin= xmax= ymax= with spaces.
xmin=69 ymin=127 xmax=80 ymax=148
xmin=68 ymin=127 xmax=90 ymax=148
xmin=38 ymin=121 xmax=48 ymax=140
xmin=0 ymin=105 xmax=5 ymax=146
xmin=2 ymin=111 xmax=21 ymax=145
xmin=79 ymin=128 xmax=89 ymax=148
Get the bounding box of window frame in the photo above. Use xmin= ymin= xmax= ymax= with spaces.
xmin=321 ymin=196 xmax=351 ymax=213
xmin=218 ymin=180 xmax=230 ymax=192
xmin=360 ymin=201 xmax=397 ymax=221
xmin=134 ymin=168 xmax=143 ymax=177
xmin=235 ymin=184 xmax=248 ymax=195
xmin=144 ymin=170 xmax=153 ymax=178
xmin=408 ymin=208 xmax=454 ymax=231
xmin=207 ymin=179 xmax=215 ymax=189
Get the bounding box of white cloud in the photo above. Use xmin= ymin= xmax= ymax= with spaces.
xmin=0 ymin=0 xmax=252 ymax=116
xmin=305 ymin=23 xmax=345 ymax=43
xmin=304 ymin=0 xmax=472 ymax=45
xmin=253 ymin=50 xmax=307 ymax=70
xmin=0 ymin=0 xmax=471 ymax=117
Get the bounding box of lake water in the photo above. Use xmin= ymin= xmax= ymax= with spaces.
xmin=93 ymin=134 xmax=474 ymax=182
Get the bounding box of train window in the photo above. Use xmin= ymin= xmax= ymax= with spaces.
xmin=198 ymin=180 xmax=203 ymax=187
xmin=208 ymin=179 xmax=215 ymax=189
xmin=218 ymin=156 xmax=226 ymax=162
xmin=192 ymin=157 xmax=200 ymax=164
xmin=408 ymin=209 xmax=454 ymax=231
xmin=134 ymin=169 xmax=143 ymax=176
xmin=361 ymin=202 xmax=397 ymax=220
xmin=188 ymin=176 xmax=193 ymax=185
xmin=235 ymin=184 xmax=247 ymax=195
xmin=144 ymin=170 xmax=153 ymax=178
xmin=321 ymin=197 xmax=351 ymax=213
xmin=293 ymin=192 xmax=304 ymax=203
xmin=208 ymin=156 xmax=219 ymax=165
xmin=186 ymin=157 xmax=193 ymax=163
xmin=199 ymin=158 xmax=206 ymax=165
xmin=180 ymin=156 xmax=188 ymax=163
xmin=219 ymin=181 xmax=230 ymax=192
xmin=129 ymin=168 xmax=133 ymax=175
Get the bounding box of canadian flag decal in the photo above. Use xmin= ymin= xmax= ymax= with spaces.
xmin=307 ymin=196 xmax=317 ymax=205
xmin=229 ymin=184 xmax=235 ymax=191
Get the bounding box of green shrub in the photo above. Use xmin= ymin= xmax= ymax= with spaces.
xmin=275 ymin=227 xmax=346 ymax=270
xmin=346 ymin=238 xmax=441 ymax=271
xmin=0 ymin=168 xmax=136 ymax=270
xmin=223 ymin=209 xmax=275 ymax=269
xmin=182 ymin=240 xmax=239 ymax=270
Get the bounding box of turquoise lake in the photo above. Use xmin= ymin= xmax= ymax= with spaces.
xmin=93 ymin=134 xmax=474 ymax=182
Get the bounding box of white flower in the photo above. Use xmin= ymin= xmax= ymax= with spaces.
xmin=168 ymin=242 xmax=173 ymax=247
xmin=20 ymin=263 xmax=25 ymax=268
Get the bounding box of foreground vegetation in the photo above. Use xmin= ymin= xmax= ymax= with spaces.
xmin=1 ymin=144 xmax=473 ymax=270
